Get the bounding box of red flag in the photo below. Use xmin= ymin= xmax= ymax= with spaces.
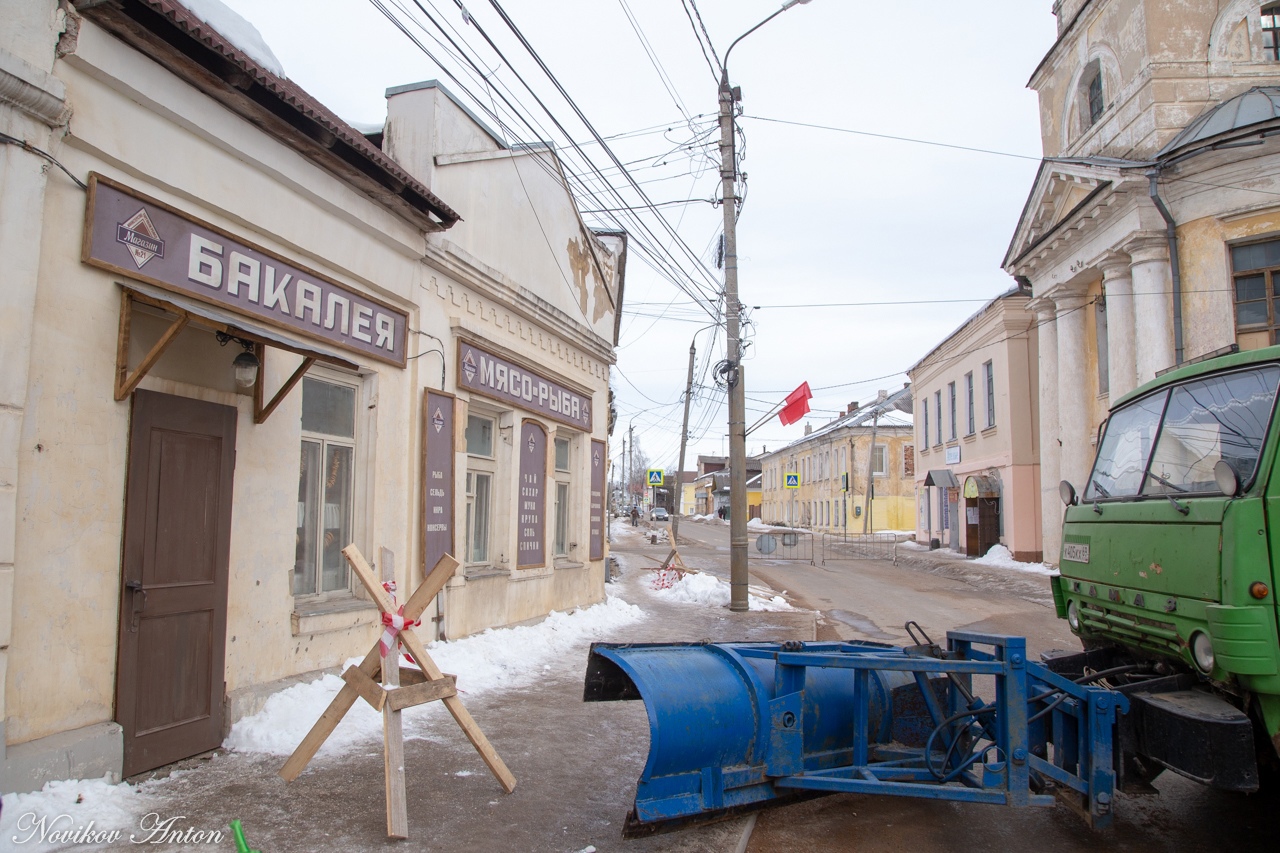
xmin=778 ymin=382 xmax=812 ymax=426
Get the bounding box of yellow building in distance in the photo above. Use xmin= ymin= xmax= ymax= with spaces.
xmin=759 ymin=387 xmax=914 ymax=533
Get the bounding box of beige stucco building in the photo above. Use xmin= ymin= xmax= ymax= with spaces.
xmin=1 ymin=0 xmax=622 ymax=793
xmin=1004 ymin=0 xmax=1280 ymax=563
xmin=759 ymin=388 xmax=915 ymax=534
xmin=908 ymin=289 xmax=1042 ymax=562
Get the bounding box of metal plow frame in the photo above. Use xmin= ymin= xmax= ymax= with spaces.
xmin=585 ymin=631 xmax=1129 ymax=835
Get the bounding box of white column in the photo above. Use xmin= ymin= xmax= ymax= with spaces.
xmin=1030 ymin=298 xmax=1061 ymax=565
xmin=1101 ymin=253 xmax=1137 ymax=400
xmin=1056 ymin=290 xmax=1093 ymax=492
xmin=1128 ymin=236 xmax=1176 ymax=384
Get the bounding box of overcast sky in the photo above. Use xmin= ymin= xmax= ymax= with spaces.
xmin=219 ymin=0 xmax=1058 ymax=471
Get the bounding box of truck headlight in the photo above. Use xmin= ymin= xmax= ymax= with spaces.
xmin=1067 ymin=600 xmax=1080 ymax=631
xmin=1191 ymin=631 xmax=1215 ymax=673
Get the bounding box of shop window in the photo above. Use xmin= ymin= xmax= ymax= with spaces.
xmin=554 ymin=436 xmax=573 ymax=557
xmin=295 ymin=375 xmax=357 ymax=598
xmin=1231 ymin=237 xmax=1280 ymax=348
xmin=465 ymin=413 xmax=496 ymax=564
xmin=1265 ymin=4 xmax=1280 ymax=61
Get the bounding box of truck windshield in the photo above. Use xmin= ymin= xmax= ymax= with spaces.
xmin=1084 ymin=366 xmax=1280 ymax=501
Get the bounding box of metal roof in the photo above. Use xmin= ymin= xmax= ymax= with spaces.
xmin=1157 ymin=86 xmax=1280 ymax=158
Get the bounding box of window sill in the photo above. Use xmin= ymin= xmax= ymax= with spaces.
xmin=963 ymin=432 xmax=977 ymax=443
xmin=554 ymin=558 xmax=585 ymax=570
xmin=292 ymin=596 xmax=378 ymax=637
xmin=464 ymin=565 xmax=509 ymax=581
xmin=511 ymin=565 xmax=554 ymax=581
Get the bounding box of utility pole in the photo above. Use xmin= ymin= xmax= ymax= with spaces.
xmin=718 ymin=63 xmax=749 ymax=611
xmin=717 ymin=0 xmax=815 ymax=610
xmin=628 ymin=422 xmax=635 ymax=509
xmin=672 ymin=340 xmax=696 ymax=547
xmin=862 ymin=409 xmax=880 ymax=534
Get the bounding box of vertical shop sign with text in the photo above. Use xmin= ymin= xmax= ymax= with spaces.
xmin=590 ymin=439 xmax=606 ymax=561
xmin=422 ymin=391 xmax=455 ymax=575
xmin=518 ymin=421 xmax=547 ymax=569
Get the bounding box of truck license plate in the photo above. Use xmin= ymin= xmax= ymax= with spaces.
xmin=1063 ymin=543 xmax=1090 ymax=563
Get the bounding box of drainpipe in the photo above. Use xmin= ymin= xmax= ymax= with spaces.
xmin=1147 ymin=170 xmax=1185 ymax=366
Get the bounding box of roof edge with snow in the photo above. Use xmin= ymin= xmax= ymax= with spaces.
xmin=74 ymin=0 xmax=461 ymax=231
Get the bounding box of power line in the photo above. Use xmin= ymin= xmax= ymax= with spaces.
xmin=617 ymin=0 xmax=692 ymax=122
xmin=742 ymin=114 xmax=1042 ymax=162
xmin=381 ymin=0 xmax=726 ymax=316
xmin=474 ymin=0 xmax=730 ymax=304
xmin=681 ymin=0 xmax=721 ymax=82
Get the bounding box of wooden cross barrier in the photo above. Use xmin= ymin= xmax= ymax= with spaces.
xmin=280 ymin=545 xmax=516 ymax=839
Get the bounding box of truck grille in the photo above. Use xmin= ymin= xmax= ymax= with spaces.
xmin=1077 ymin=601 xmax=1181 ymax=658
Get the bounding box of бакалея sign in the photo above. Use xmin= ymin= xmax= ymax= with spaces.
xmin=83 ymin=174 xmax=407 ymax=366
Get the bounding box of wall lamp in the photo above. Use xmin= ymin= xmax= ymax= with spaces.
xmin=215 ymin=330 xmax=260 ymax=388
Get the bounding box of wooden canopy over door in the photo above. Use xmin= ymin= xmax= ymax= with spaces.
xmin=116 ymin=390 xmax=237 ymax=777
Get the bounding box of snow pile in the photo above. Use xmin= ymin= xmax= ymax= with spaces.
xmin=898 ymin=540 xmax=930 ymax=551
xmin=181 ymin=0 xmax=286 ymax=77
xmin=652 ymin=571 xmax=794 ymax=612
xmin=747 ymin=519 xmax=805 ymax=533
xmin=0 ymin=775 xmax=168 ymax=853
xmin=225 ymin=596 xmax=645 ymax=756
xmin=973 ymin=544 xmax=1057 ymax=576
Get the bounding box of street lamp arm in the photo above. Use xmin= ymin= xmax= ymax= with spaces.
xmin=722 ymin=1 xmax=813 ymax=81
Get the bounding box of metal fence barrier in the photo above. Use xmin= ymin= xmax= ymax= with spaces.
xmin=821 ymin=531 xmax=899 ymax=565
xmin=753 ymin=529 xmax=814 ymax=564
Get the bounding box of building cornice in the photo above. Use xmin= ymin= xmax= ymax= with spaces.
xmin=422 ymin=238 xmax=614 ymax=365
xmin=1028 ymin=0 xmax=1097 ymax=91
xmin=0 ymin=48 xmax=68 ymax=127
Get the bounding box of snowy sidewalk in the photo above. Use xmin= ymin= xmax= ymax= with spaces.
xmin=2 ymin=539 xmax=814 ymax=853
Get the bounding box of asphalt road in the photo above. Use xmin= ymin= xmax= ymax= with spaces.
xmin=639 ymin=517 xmax=1280 ymax=852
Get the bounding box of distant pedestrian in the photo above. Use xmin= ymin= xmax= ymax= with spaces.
xmin=631 ymin=507 xmax=639 ymax=526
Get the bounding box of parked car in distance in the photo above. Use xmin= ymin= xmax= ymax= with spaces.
xmin=650 ymin=507 xmax=670 ymax=522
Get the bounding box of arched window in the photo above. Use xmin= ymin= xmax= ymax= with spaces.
xmin=1087 ymin=67 xmax=1105 ymax=125
xmin=1264 ymin=3 xmax=1280 ymax=60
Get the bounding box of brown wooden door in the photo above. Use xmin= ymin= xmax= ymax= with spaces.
xmin=117 ymin=390 xmax=236 ymax=777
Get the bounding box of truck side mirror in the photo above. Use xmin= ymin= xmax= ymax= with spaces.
xmin=1213 ymin=460 xmax=1240 ymax=497
xmin=1059 ymin=480 xmax=1078 ymax=506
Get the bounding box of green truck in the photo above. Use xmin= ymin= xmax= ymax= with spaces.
xmin=1053 ymin=344 xmax=1280 ymax=792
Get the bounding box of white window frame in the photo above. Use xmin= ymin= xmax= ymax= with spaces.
xmin=984 ymin=361 xmax=996 ymax=429
xmin=294 ymin=369 xmax=364 ymax=602
xmin=872 ymin=444 xmax=887 ymax=477
xmin=465 ymin=412 xmax=497 ymax=566
xmin=553 ymin=433 xmax=576 ymax=559
xmin=948 ymin=381 xmax=957 ymax=441
xmin=965 ymin=372 xmax=975 ymax=435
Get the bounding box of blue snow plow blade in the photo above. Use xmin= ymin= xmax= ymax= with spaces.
xmin=584 ymin=632 xmax=1129 ymax=836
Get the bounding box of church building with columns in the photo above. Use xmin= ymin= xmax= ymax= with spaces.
xmin=1004 ymin=0 xmax=1280 ymax=563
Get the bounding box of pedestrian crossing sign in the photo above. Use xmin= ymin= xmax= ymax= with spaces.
xmin=648 ymin=469 xmax=664 ymax=486
xmin=785 ymin=473 xmax=800 ymax=489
